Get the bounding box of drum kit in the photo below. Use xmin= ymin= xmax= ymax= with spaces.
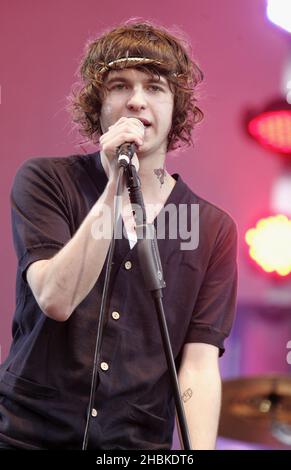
xmin=219 ymin=375 xmax=291 ymax=448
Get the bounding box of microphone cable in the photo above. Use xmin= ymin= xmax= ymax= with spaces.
xmin=82 ymin=164 xmax=124 ymax=450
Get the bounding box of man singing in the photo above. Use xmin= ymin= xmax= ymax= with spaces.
xmin=0 ymin=20 xmax=237 ymax=450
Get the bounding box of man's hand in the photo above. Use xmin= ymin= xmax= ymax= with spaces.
xmin=99 ymin=117 xmax=144 ymax=181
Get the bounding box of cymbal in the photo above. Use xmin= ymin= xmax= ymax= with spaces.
xmin=218 ymin=375 xmax=291 ymax=448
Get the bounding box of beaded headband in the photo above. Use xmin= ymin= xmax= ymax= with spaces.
xmin=97 ymin=57 xmax=163 ymax=74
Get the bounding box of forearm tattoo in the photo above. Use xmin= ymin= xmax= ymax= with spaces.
xmin=182 ymin=388 xmax=193 ymax=403
xmin=154 ymin=168 xmax=166 ymax=187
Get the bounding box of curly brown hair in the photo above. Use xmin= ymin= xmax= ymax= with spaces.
xmin=70 ymin=20 xmax=204 ymax=151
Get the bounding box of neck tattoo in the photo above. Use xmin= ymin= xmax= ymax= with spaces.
xmin=154 ymin=168 xmax=166 ymax=188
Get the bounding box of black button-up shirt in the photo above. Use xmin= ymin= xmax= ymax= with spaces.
xmin=0 ymin=152 xmax=237 ymax=449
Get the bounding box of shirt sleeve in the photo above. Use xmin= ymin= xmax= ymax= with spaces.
xmin=10 ymin=158 xmax=72 ymax=281
xmin=184 ymin=214 xmax=238 ymax=356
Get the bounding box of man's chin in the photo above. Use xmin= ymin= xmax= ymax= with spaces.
xmin=136 ymin=144 xmax=147 ymax=155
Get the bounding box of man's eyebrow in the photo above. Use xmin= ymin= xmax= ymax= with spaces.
xmin=104 ymin=77 xmax=129 ymax=86
xmin=105 ymin=75 xmax=168 ymax=86
xmin=147 ymin=76 xmax=167 ymax=85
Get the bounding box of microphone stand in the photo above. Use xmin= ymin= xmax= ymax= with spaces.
xmin=120 ymin=159 xmax=192 ymax=451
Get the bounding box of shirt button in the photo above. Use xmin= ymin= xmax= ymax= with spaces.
xmin=101 ymin=361 xmax=109 ymax=371
xmin=124 ymin=260 xmax=132 ymax=270
xmin=91 ymin=408 xmax=98 ymax=417
xmin=112 ymin=311 xmax=120 ymax=320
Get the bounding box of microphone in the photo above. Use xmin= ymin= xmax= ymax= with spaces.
xmin=117 ymin=142 xmax=137 ymax=166
xmin=117 ymin=118 xmax=145 ymax=167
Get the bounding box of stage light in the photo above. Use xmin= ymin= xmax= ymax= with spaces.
xmin=246 ymin=99 xmax=291 ymax=156
xmin=271 ymin=172 xmax=291 ymax=215
xmin=267 ymin=0 xmax=291 ymax=35
xmin=248 ymin=110 xmax=291 ymax=154
xmin=245 ymin=215 xmax=291 ymax=277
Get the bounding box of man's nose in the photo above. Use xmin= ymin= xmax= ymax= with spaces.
xmin=126 ymin=87 xmax=147 ymax=110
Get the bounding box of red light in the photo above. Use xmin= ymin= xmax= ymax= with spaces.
xmin=245 ymin=215 xmax=291 ymax=277
xmin=248 ymin=110 xmax=291 ymax=155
